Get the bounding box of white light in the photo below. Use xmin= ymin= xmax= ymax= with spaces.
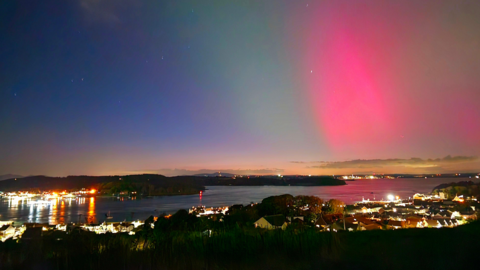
xmin=387 ymin=195 xmax=395 ymax=201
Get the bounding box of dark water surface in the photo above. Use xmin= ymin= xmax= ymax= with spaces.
xmin=1 ymin=178 xmax=478 ymax=224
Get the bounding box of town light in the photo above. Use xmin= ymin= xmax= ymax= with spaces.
xmin=387 ymin=194 xmax=395 ymax=201
xmin=90 ymin=189 xmax=96 ymax=194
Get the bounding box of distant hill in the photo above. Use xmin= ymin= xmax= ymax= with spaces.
xmin=431 ymin=181 xmax=480 ymax=199
xmin=203 ymin=176 xmax=346 ymax=186
xmin=193 ymin=172 xmax=236 ymax=177
xmin=0 ymin=174 xmax=346 ymax=195
xmin=0 ymin=174 xmax=23 ymax=181
xmin=0 ymin=174 xmax=205 ymax=196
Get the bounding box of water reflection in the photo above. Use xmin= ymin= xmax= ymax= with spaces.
xmin=87 ymin=197 xmax=96 ymax=224
xmin=59 ymin=201 xmax=65 ymax=224
xmin=28 ymin=204 xmax=34 ymax=222
xmin=49 ymin=199 xmax=58 ymax=224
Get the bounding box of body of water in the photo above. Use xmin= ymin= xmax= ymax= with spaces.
xmin=1 ymin=177 xmax=478 ymax=224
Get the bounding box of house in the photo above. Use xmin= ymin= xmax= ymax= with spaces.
xmin=452 ymin=195 xmax=464 ymax=202
xmin=254 ymin=215 xmax=288 ymax=230
xmin=286 ymin=216 xmax=304 ymax=223
xmin=406 ymin=217 xmax=424 ymax=228
xmin=23 ymin=223 xmax=50 ymax=231
xmin=290 ymin=218 xmax=306 ymax=228
xmin=435 ymin=219 xmax=457 ymax=228
xmin=314 ymin=215 xmax=328 ymax=229
xmin=459 ymin=211 xmax=477 ymax=221
xmin=331 ymin=220 xmax=359 ymax=231
xmin=356 ymin=217 xmax=381 ymax=226
xmin=442 ymin=200 xmax=454 ymax=205
xmin=386 ymin=220 xmax=406 ymax=229
xmin=425 ymin=219 xmax=443 ymax=228
xmin=0 ymin=224 xmax=15 ymax=242
xmin=359 ymin=222 xmax=382 ymax=231
xmin=322 ymin=214 xmax=343 ymax=224
xmin=117 ymin=223 xmax=134 ymax=232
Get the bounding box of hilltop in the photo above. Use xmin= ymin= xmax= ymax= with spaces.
xmin=202 ymin=176 xmax=346 ymax=186
xmin=0 ymin=174 xmax=23 ymax=181
xmin=0 ymin=174 xmax=205 ymax=196
xmin=431 ymin=181 xmax=480 ymax=199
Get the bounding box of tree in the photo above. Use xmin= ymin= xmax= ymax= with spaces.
xmin=326 ymin=199 xmax=345 ymax=214
xmin=305 ymin=213 xmax=317 ymax=224
xmin=259 ymin=194 xmax=294 ymax=216
xmin=293 ymin=195 xmax=324 ymax=216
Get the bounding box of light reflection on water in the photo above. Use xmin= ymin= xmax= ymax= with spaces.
xmin=0 ymin=178 xmax=478 ymax=225
xmin=88 ymin=197 xmax=96 ymax=223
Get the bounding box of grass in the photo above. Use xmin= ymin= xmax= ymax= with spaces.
xmin=1 ymin=221 xmax=479 ymax=269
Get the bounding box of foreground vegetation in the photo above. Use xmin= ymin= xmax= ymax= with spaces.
xmin=1 ymin=219 xmax=479 ymax=270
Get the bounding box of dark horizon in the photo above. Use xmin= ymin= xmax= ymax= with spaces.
xmin=1 ymin=171 xmax=479 ymax=180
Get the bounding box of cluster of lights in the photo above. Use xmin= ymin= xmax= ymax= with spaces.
xmin=387 ymin=195 xmax=400 ymax=202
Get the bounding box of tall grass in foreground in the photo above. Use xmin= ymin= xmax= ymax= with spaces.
xmin=1 ymin=222 xmax=479 ymax=270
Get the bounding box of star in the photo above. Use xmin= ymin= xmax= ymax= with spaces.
xmin=14 ymin=93 xmax=16 ymax=97
xmin=81 ymin=78 xmax=84 ymax=81
xmin=310 ymin=70 xmax=313 ymax=73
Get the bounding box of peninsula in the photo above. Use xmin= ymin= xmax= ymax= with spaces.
xmin=0 ymin=174 xmax=346 ymax=196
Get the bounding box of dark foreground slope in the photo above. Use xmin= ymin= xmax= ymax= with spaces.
xmin=1 ymin=220 xmax=479 ymax=270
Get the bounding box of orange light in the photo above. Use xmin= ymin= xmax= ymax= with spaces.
xmin=90 ymin=189 xmax=96 ymax=194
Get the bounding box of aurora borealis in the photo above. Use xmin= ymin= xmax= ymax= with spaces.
xmin=1 ymin=0 xmax=479 ymax=176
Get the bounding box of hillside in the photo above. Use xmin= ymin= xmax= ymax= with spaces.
xmin=431 ymin=181 xmax=480 ymax=199
xmin=203 ymin=176 xmax=346 ymax=186
xmin=0 ymin=175 xmax=346 ymax=196
xmin=0 ymin=174 xmax=205 ymax=196
xmin=0 ymin=174 xmax=23 ymax=181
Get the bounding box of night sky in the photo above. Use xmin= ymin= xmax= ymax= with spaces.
xmin=1 ymin=0 xmax=480 ymax=176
